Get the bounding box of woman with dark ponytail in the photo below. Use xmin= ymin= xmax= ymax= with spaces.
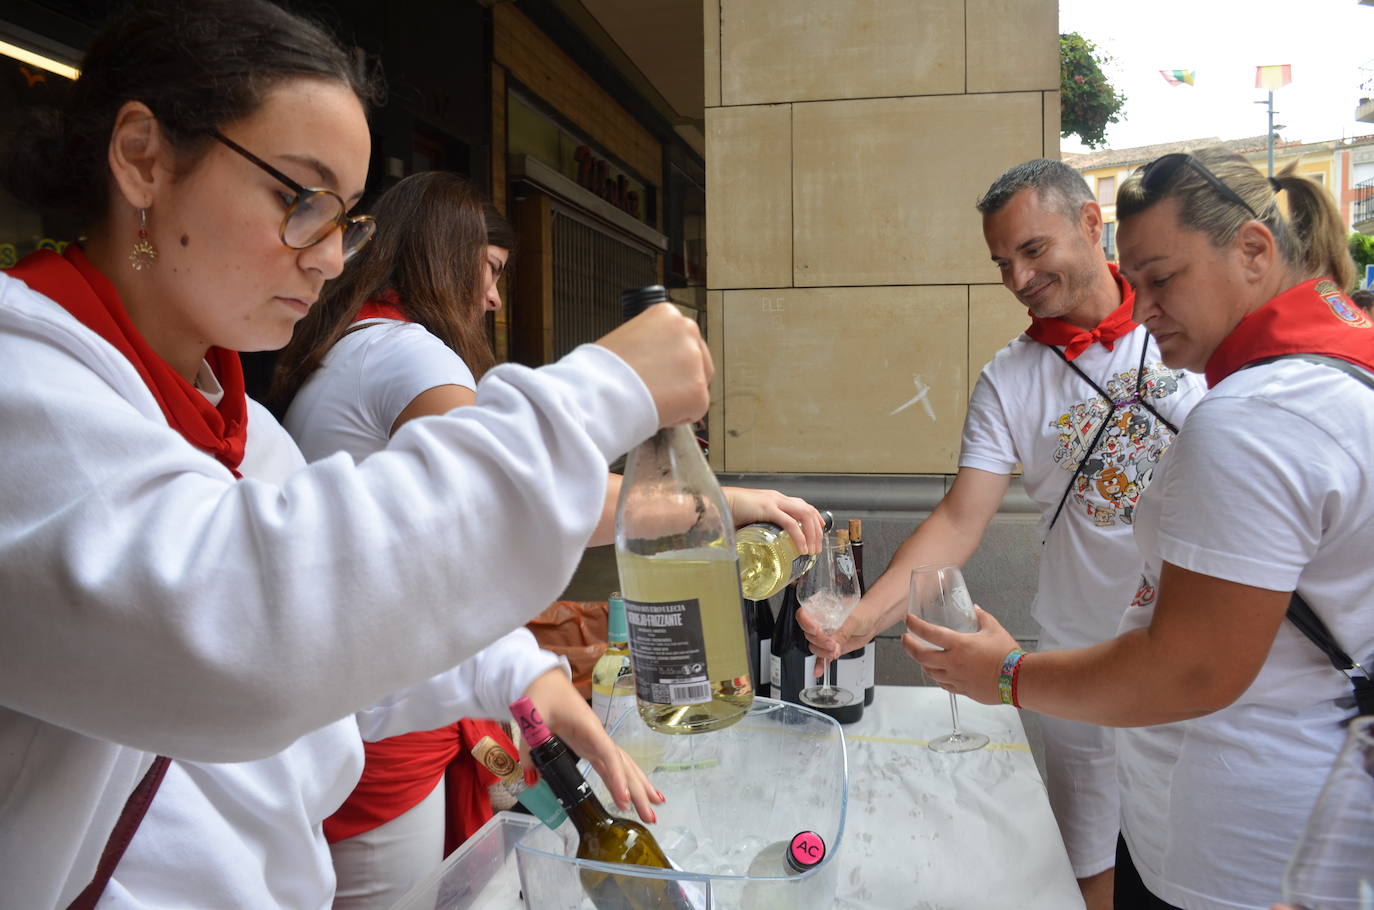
xmin=907 ymin=148 xmax=1372 ymax=910
xmin=0 ymin=1 xmax=715 ymax=906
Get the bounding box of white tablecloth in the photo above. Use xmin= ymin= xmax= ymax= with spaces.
xmin=417 ymin=686 xmax=1083 ymax=910
xmin=835 ymin=685 xmax=1083 ymax=910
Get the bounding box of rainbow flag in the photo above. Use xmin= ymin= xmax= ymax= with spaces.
xmin=1255 ymin=64 xmax=1292 ymax=90
xmin=1159 ymin=69 xmax=1195 ymax=86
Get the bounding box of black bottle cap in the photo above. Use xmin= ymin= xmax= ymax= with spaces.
xmin=620 ymin=285 xmax=669 ymax=322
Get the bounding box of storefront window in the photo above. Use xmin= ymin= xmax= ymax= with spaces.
xmin=0 ymin=47 xmax=78 ymax=267
xmin=507 ymin=89 xmax=652 ymax=226
xmin=666 ymin=160 xmax=704 ymax=287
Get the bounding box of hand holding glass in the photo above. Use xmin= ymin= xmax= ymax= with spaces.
xmin=908 ymin=565 xmax=989 ymax=753
xmin=796 ymin=536 xmax=860 ymax=708
xmin=1281 ymin=714 xmax=1374 ymax=910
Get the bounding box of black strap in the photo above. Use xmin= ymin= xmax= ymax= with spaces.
xmin=1242 ymin=353 xmax=1374 ymax=718
xmin=1243 ymin=352 xmax=1374 ymax=392
xmin=1288 ymin=593 xmax=1374 ymax=718
xmin=1044 ymin=335 xmax=1180 ymax=538
xmin=65 ymin=755 xmax=171 ymax=910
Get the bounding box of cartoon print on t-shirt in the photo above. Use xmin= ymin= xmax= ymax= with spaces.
xmin=1050 ymin=363 xmax=1183 ymax=526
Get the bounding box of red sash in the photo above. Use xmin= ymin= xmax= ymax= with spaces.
xmin=353 ymin=288 xmax=407 ymax=324
xmin=323 ymin=720 xmax=514 ymax=846
xmin=1025 ymin=264 xmax=1138 ymax=360
xmin=1205 ymin=278 xmax=1374 ymax=387
xmin=5 ymin=248 xmax=248 ymax=476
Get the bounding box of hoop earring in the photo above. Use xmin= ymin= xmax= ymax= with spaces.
xmin=129 ymin=208 xmax=157 ymax=271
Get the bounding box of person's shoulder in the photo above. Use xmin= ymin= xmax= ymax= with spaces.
xmin=0 ymin=270 xmax=119 ymax=362
xmin=978 ymin=333 xmax=1049 ymax=380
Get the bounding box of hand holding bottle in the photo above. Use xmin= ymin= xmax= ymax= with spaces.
xmin=724 ymin=487 xmax=825 ymax=558
xmin=595 ymin=302 xmax=712 ymax=429
xmin=519 ymin=667 xmax=665 ymax=823
xmin=511 ymin=696 xmax=699 ymax=910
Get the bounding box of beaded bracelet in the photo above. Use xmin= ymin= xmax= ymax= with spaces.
xmin=1011 ymin=652 xmax=1026 ymax=708
xmin=997 ymin=648 xmax=1026 ymax=706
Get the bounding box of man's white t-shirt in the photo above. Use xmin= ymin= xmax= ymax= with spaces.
xmin=1119 ymin=357 xmax=1374 ymax=910
xmin=961 ymin=325 xmax=1206 ymax=648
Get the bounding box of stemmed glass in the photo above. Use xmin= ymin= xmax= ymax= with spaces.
xmin=797 ymin=534 xmax=861 ymax=708
xmin=908 ymin=564 xmax=990 ymax=753
xmin=1281 ymin=715 xmax=1374 ymax=909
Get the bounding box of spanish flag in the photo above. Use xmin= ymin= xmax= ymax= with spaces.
xmin=1255 ymin=64 xmax=1292 ymax=90
xmin=1159 ymin=69 xmax=1195 ymax=86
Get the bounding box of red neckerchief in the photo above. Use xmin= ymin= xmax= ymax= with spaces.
xmin=6 ymin=247 xmax=247 ymax=477
xmin=1025 ymin=263 xmax=1138 ymax=361
xmin=353 ymin=287 xmax=408 ymax=323
xmin=1205 ymin=278 xmax=1374 ymax=387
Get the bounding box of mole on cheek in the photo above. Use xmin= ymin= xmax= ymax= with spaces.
xmin=180 ymin=235 xmax=189 ymax=247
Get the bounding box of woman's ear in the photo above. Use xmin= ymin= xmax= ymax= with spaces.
xmin=106 ymin=101 xmax=167 ymax=212
xmin=1234 ymin=220 xmax=1276 ymax=285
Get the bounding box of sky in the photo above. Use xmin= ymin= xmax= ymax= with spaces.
xmin=1058 ymin=0 xmax=1374 ymax=154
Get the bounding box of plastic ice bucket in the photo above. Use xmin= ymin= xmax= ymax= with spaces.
xmin=514 ymin=697 xmax=848 ymax=909
xmin=387 ymin=810 xmax=539 ymax=910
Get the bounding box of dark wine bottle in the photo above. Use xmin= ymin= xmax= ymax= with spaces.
xmin=510 ymin=697 xmax=696 ymax=910
xmin=770 ymin=582 xmax=815 ymax=705
xmin=850 ymin=519 xmax=876 ymax=706
xmin=748 ymin=597 xmax=774 ymax=699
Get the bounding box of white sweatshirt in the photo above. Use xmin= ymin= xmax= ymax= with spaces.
xmin=0 ymin=271 xmax=657 ymax=908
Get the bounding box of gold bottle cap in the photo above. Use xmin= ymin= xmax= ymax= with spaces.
xmin=471 ymin=735 xmax=522 ymax=784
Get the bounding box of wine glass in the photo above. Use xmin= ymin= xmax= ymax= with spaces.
xmin=796 ymin=534 xmax=860 ymax=708
xmin=908 ymin=564 xmax=990 ymax=753
xmin=1281 ymin=715 xmax=1374 ymax=909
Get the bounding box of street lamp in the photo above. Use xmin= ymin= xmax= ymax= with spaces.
xmin=1254 ymin=97 xmax=1283 ymax=177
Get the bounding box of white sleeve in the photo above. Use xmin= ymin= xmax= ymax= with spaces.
xmin=0 ymin=284 xmax=655 ymax=763
xmin=958 ymin=366 xmax=1019 ymax=474
xmin=1153 ymin=394 xmax=1349 ymax=592
xmin=359 ymin=323 xmax=477 ymax=433
xmin=353 ymin=628 xmax=566 ymax=741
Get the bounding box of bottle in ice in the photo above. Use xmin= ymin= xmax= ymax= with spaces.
xmin=615 ymin=284 xmax=753 ymax=735
xmin=736 ymin=510 xmax=835 ymax=601
xmin=510 ymin=697 xmax=696 ymax=910
xmin=742 ymin=830 xmax=828 ymax=909
xmin=591 ymin=592 xmax=637 ymax=731
xmin=469 ymin=735 xmax=568 ymax=831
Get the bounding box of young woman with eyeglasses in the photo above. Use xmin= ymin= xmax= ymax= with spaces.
xmin=0 ymin=2 xmax=713 ymax=906
xmin=908 ymin=148 xmax=1371 ymax=910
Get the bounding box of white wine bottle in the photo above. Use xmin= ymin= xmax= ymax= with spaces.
xmin=736 ymin=510 xmax=834 ymax=601
xmin=591 ymin=592 xmax=636 ymax=731
xmin=510 ymin=697 xmax=698 ymax=910
xmin=615 ymin=285 xmax=753 ymax=735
